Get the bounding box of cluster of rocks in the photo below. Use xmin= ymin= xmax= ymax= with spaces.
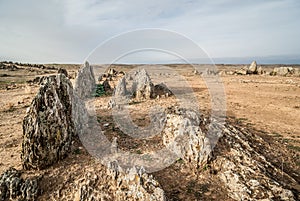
xmin=97 ymin=68 xmax=125 ymax=94
xmin=0 ymin=61 xmax=56 ymax=70
xmin=160 ymin=107 xmax=298 ymax=200
xmin=1 ymin=61 xmax=298 ymax=200
xmin=113 ymin=69 xmax=172 ymax=102
xmin=0 ymin=168 xmax=39 ymax=201
xmin=234 ymin=61 xmax=264 ymax=75
xmin=270 ymin=66 xmax=299 ymax=76
xmin=18 ymin=62 xmax=166 ymax=200
xmin=0 ymin=63 xmax=19 ymax=71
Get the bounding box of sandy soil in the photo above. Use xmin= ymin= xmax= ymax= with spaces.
xmin=0 ymin=63 xmax=299 ymax=200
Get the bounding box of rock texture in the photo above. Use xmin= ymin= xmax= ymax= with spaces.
xmin=0 ymin=168 xmax=39 ymax=201
xmin=212 ymin=124 xmax=298 ymax=201
xmin=22 ymin=73 xmax=75 ymax=170
xmin=162 ymin=107 xmax=221 ymax=170
xmin=234 ymin=61 xmax=263 ymax=75
xmin=107 ymin=163 xmax=165 ymax=201
xmin=114 ymin=77 xmax=127 ymax=98
xmin=270 ymin=67 xmax=295 ymax=76
xmin=248 ymin=61 xmax=257 ymax=74
xmin=74 ymin=61 xmax=96 ymax=99
xmin=160 ymin=107 xmax=298 ymax=200
xmin=152 ymin=83 xmax=173 ymax=99
xmin=132 ymin=69 xmax=154 ymax=100
xmin=58 ymin=68 xmax=68 ymax=77
xmin=49 ymin=163 xmax=165 ymax=201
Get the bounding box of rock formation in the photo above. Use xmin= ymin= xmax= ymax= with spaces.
xmin=131 ymin=69 xmax=154 ymax=100
xmin=74 ymin=61 xmax=96 ymax=99
xmin=0 ymin=168 xmax=39 ymax=201
xmin=234 ymin=61 xmax=263 ymax=75
xmin=160 ymin=107 xmax=298 ymax=200
xmin=162 ymin=107 xmax=212 ymax=169
xmin=114 ymin=77 xmax=127 ymax=98
xmin=21 ymin=73 xmax=75 ymax=170
xmin=107 ymin=163 xmax=165 ymax=201
xmin=248 ymin=61 xmax=257 ymax=74
xmin=58 ymin=68 xmax=68 ymax=77
xmin=212 ymin=124 xmax=298 ymax=200
xmin=152 ymin=83 xmax=173 ymax=99
xmin=270 ymin=67 xmax=295 ymax=76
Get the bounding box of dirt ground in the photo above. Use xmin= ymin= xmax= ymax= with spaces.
xmin=0 ymin=63 xmax=299 ymax=200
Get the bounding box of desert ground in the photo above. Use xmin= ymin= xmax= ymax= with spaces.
xmin=0 ymin=61 xmax=299 ymax=200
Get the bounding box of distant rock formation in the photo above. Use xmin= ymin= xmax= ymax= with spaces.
xmin=21 ymin=74 xmax=75 ymax=170
xmin=0 ymin=168 xmax=39 ymax=200
xmin=247 ymin=61 xmax=257 ymax=74
xmin=270 ymin=67 xmax=295 ymax=76
xmin=235 ymin=61 xmax=264 ymax=75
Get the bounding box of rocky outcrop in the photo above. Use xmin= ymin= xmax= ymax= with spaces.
xmin=152 ymin=83 xmax=173 ymax=99
xmin=270 ymin=67 xmax=295 ymax=76
xmin=74 ymin=61 xmax=96 ymax=99
xmin=21 ymin=73 xmax=75 ymax=170
xmin=132 ymin=69 xmax=154 ymax=100
xmin=0 ymin=168 xmax=39 ymax=201
xmin=248 ymin=61 xmax=257 ymax=74
xmin=234 ymin=61 xmax=263 ymax=75
xmin=114 ymin=77 xmax=127 ymax=98
xmin=58 ymin=68 xmax=68 ymax=77
xmin=49 ymin=163 xmax=165 ymax=201
xmin=162 ymin=107 xmax=219 ymax=170
xmin=98 ymin=68 xmax=125 ymax=92
xmin=160 ymin=107 xmax=298 ymax=200
xmin=107 ymin=163 xmax=165 ymax=201
xmin=212 ymin=124 xmax=298 ymax=200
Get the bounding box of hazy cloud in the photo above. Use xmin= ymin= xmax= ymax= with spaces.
xmin=0 ymin=0 xmax=299 ymax=63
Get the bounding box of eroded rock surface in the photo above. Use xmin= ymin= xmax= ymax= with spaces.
xmin=160 ymin=107 xmax=298 ymax=200
xmin=49 ymin=163 xmax=165 ymax=201
xmin=132 ymin=69 xmax=154 ymax=100
xmin=0 ymin=168 xmax=39 ymax=201
xmin=22 ymin=73 xmax=75 ymax=170
xmin=212 ymin=124 xmax=299 ymax=200
xmin=74 ymin=61 xmax=96 ymax=99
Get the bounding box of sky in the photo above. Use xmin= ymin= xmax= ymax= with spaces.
xmin=0 ymin=0 xmax=300 ymax=64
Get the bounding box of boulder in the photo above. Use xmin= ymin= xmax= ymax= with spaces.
xmin=74 ymin=61 xmax=96 ymax=99
xmin=152 ymin=83 xmax=173 ymax=98
xmin=257 ymin=66 xmax=263 ymax=74
xmin=248 ymin=61 xmax=257 ymax=74
xmin=272 ymin=67 xmax=294 ymax=76
xmin=21 ymin=74 xmax=75 ymax=170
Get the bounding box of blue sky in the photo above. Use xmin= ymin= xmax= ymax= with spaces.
xmin=0 ymin=0 xmax=300 ymax=64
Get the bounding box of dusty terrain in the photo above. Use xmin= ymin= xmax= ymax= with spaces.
xmin=0 ymin=62 xmax=299 ymax=200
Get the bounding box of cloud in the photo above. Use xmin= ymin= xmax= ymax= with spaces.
xmin=0 ymin=0 xmax=299 ymax=63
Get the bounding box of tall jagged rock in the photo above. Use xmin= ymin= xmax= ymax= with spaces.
xmin=248 ymin=61 xmax=257 ymax=74
xmin=74 ymin=61 xmax=96 ymax=99
xmin=114 ymin=77 xmax=127 ymax=97
xmin=21 ymin=73 xmax=75 ymax=170
xmin=132 ymin=69 xmax=154 ymax=100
